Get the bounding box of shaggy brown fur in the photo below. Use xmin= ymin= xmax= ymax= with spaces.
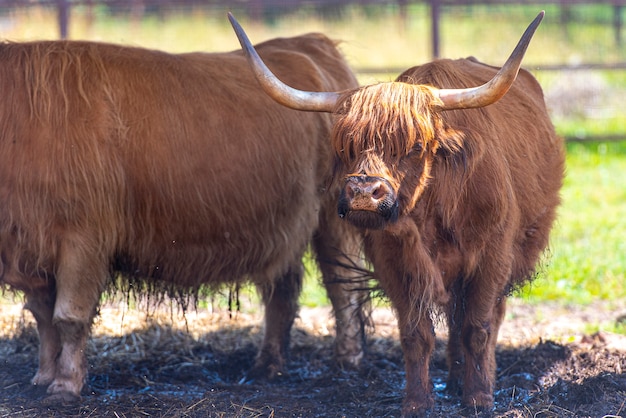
xmin=331 ymin=57 xmax=565 ymax=415
xmin=0 ymin=35 xmax=368 ymax=402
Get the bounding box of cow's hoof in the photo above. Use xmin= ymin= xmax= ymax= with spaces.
xmin=243 ymin=359 xmax=288 ymax=383
xmin=42 ymin=391 xmax=81 ymax=405
xmin=401 ymin=396 xmax=434 ymax=417
xmin=44 ymin=379 xmax=83 ymax=404
xmin=335 ymin=350 xmax=364 ymax=370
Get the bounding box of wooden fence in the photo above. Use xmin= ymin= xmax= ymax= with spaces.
xmin=2 ymin=0 xmax=624 ymax=52
xmin=1 ymin=0 xmax=624 ymax=141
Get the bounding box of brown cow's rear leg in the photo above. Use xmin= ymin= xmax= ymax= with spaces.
xmin=321 ymin=271 xmax=367 ymax=368
xmin=313 ymin=228 xmax=368 ymax=368
xmin=250 ymin=264 xmax=302 ymax=380
xmin=318 ymin=247 xmax=368 ymax=367
xmin=25 ymin=290 xmax=61 ymax=388
xmin=45 ymin=235 xmax=106 ymax=402
xmin=44 ymin=319 xmax=91 ymax=403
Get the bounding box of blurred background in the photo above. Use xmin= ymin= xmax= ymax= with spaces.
xmin=1 ymin=0 xmax=624 ymax=140
xmin=0 ymin=0 xmax=624 ymax=329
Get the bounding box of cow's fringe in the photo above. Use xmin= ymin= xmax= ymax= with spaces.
xmin=333 ymin=82 xmax=439 ymax=166
xmin=103 ymin=274 xmax=251 ymax=327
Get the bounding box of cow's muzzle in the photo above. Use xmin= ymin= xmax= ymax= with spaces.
xmin=338 ymin=175 xmax=399 ymax=229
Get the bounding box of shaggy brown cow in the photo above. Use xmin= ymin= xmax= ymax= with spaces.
xmin=0 ymin=34 xmax=368 ymax=402
xmin=230 ymin=11 xmax=565 ymax=415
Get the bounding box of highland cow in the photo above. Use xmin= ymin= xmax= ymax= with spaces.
xmin=0 ymin=34 xmax=367 ymax=402
xmin=230 ymin=11 xmax=565 ymax=415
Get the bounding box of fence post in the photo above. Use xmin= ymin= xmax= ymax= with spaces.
xmin=57 ymin=0 xmax=70 ymax=39
xmin=615 ymin=5 xmax=623 ymax=46
xmin=398 ymin=0 xmax=408 ymax=33
xmin=430 ymin=0 xmax=441 ymax=59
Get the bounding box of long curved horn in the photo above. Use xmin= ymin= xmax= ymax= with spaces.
xmin=436 ymin=11 xmax=544 ymax=110
xmin=228 ymin=12 xmax=341 ymax=112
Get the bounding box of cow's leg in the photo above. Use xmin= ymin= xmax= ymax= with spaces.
xmin=45 ymin=235 xmax=106 ymax=402
xmin=459 ymin=273 xmax=508 ymax=411
xmin=397 ymin=304 xmax=436 ymax=415
xmin=445 ymin=279 xmax=464 ymax=396
xmin=250 ymin=263 xmax=302 ymax=380
xmin=24 ymin=289 xmax=61 ymax=387
xmin=313 ymin=219 xmax=368 ymax=368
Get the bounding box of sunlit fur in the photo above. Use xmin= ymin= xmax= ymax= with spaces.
xmin=0 ymin=35 xmax=367 ymax=401
xmin=330 ymin=57 xmax=565 ymax=414
xmin=0 ymin=38 xmax=359 ymax=291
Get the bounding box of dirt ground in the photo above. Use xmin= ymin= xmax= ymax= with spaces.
xmin=0 ymin=297 xmax=625 ymax=418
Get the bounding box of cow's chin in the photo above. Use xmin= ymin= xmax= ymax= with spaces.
xmin=343 ymin=210 xmax=391 ymax=230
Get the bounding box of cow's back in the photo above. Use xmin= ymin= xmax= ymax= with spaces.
xmin=0 ymin=36 xmax=358 ymax=289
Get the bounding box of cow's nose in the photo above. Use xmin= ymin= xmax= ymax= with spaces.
xmin=346 ymin=178 xmax=388 ymax=200
xmin=344 ymin=175 xmax=395 ymax=211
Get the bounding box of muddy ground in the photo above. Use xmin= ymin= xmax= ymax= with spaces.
xmin=0 ymin=298 xmax=625 ymax=417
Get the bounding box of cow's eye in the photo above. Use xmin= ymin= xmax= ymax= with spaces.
xmin=408 ymin=143 xmax=423 ymax=157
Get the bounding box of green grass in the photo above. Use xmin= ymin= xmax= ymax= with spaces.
xmin=2 ymin=6 xmax=624 ymax=311
xmin=584 ymin=320 xmax=626 ymax=336
xmin=518 ymin=142 xmax=626 ymax=304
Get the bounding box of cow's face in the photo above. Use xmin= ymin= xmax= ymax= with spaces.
xmin=332 ymin=83 xmax=463 ymax=230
